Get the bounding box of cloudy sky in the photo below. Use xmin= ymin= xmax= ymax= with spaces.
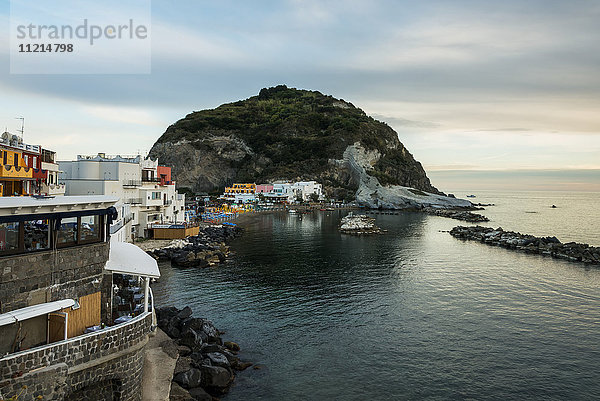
xmin=1 ymin=0 xmax=599 ymax=191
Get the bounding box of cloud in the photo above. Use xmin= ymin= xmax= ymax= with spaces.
xmin=371 ymin=114 xmax=440 ymax=129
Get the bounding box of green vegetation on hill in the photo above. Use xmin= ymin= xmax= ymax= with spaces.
xmin=151 ymin=85 xmax=439 ymax=196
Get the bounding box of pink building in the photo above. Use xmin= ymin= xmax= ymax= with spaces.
xmin=256 ymin=184 xmax=273 ymax=193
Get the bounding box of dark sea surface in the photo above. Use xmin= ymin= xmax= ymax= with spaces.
xmin=153 ymin=192 xmax=600 ymax=400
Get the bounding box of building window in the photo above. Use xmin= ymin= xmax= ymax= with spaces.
xmin=24 ymin=219 xmax=50 ymax=252
xmin=152 ymin=192 xmax=161 ymax=200
xmin=0 ymin=222 xmax=19 ymax=253
xmin=80 ymin=215 xmax=100 ymax=242
xmin=57 ymin=217 xmax=78 ymax=245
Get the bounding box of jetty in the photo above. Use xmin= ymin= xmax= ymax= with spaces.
xmin=450 ymin=226 xmax=600 ymax=265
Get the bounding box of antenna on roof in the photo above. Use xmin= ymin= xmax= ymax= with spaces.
xmin=15 ymin=117 xmax=24 ymax=141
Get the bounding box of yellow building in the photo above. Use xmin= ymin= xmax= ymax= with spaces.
xmin=224 ymin=183 xmax=256 ymax=194
xmin=0 ymin=147 xmax=31 ymax=197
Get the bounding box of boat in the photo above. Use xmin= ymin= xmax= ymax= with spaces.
xmin=289 ymin=209 xmax=297 ymax=214
xmin=466 ymin=195 xmax=476 ymax=198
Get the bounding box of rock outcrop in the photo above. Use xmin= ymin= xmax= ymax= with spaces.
xmin=157 ymin=306 xmax=253 ymax=399
xmin=450 ymin=226 xmax=600 ymax=264
xmin=339 ymin=213 xmax=383 ymax=235
xmin=150 ymin=224 xmax=242 ymax=268
xmin=149 ymin=85 xmax=469 ymax=209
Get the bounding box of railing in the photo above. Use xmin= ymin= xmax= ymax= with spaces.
xmin=110 ymin=220 xmax=123 ymax=234
xmin=123 ymin=198 xmax=143 ymax=204
xmin=164 ymin=200 xmax=172 ymax=206
xmin=0 ymin=312 xmax=152 ymax=398
xmin=122 ymin=180 xmax=142 ymax=187
xmin=123 ymin=214 xmax=134 ymax=224
xmin=142 ymin=177 xmax=160 ymax=183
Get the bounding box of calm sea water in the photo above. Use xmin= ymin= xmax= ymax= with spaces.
xmin=153 ymin=191 xmax=600 ymax=400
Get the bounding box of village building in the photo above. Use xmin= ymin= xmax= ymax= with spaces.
xmin=0 ymin=132 xmax=64 ymax=197
xmin=59 ymin=154 xmax=186 ymax=241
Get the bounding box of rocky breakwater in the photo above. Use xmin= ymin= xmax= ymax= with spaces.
xmin=157 ymin=306 xmax=253 ymax=400
xmin=424 ymin=207 xmax=489 ymax=223
xmin=340 ymin=213 xmax=384 ymax=235
xmin=151 ymin=224 xmax=243 ymax=268
xmin=450 ymin=226 xmax=600 ymax=264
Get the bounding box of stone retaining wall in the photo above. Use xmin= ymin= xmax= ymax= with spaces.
xmin=0 ymin=242 xmax=109 ymax=313
xmin=0 ymin=313 xmax=152 ymax=400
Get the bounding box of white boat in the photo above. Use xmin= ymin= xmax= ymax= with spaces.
xmin=289 ymin=209 xmax=297 ymax=214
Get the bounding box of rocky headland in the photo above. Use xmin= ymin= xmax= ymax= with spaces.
xmin=157 ymin=306 xmax=253 ymax=400
xmin=149 ymin=85 xmax=471 ymax=211
xmin=450 ymin=226 xmax=600 ymax=264
xmin=148 ymin=224 xmax=243 ymax=268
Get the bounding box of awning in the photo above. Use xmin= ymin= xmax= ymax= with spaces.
xmin=0 ymin=299 xmax=75 ymax=327
xmin=105 ymin=241 xmax=161 ymax=278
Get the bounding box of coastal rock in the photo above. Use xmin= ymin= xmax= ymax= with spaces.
xmin=423 ymin=207 xmax=489 ymax=222
xmin=340 ymin=213 xmax=383 ymax=235
xmin=151 ymin=224 xmax=243 ymax=268
xmin=449 ymin=226 xmax=600 ymax=265
xmin=340 ymin=142 xmax=473 ymax=210
xmin=223 ymin=341 xmax=240 ymax=352
xmin=188 ymin=387 xmax=212 ymax=401
xmin=169 ymin=382 xmax=194 ymax=401
xmin=178 ymin=306 xmax=193 ymax=319
xmin=156 ymin=306 xmax=247 ymax=397
xmin=206 ymin=352 xmax=231 ymax=369
xmin=179 ymin=328 xmax=204 ymax=350
xmin=200 ymin=365 xmax=233 ymax=393
xmin=173 ymin=368 xmax=202 ymax=389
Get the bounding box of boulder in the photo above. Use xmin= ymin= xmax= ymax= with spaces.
xmin=178 ymin=306 xmax=193 ymax=319
xmin=179 ymin=328 xmax=204 ymax=350
xmin=223 ymin=341 xmax=240 ymax=352
xmin=200 ymin=365 xmax=233 ymax=391
xmin=174 ymin=356 xmax=192 ymax=375
xmin=169 ymin=382 xmax=194 ymax=401
xmin=206 ymin=352 xmax=230 ymax=369
xmin=188 ymin=387 xmax=212 ymax=401
xmin=173 ymin=368 xmax=202 ymax=389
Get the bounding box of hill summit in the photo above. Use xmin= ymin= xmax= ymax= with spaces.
xmin=149 ymin=85 xmax=469 ymax=209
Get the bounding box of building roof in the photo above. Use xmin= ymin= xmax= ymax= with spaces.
xmin=105 ymin=242 xmax=161 ymax=278
xmin=0 ymin=299 xmax=75 ymax=327
xmin=0 ymin=195 xmax=118 ymax=216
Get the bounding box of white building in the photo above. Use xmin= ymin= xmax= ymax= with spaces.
xmin=59 ymin=154 xmax=186 ymax=241
xmin=292 ymin=181 xmax=324 ymax=202
xmin=260 ymin=181 xmax=324 ymax=203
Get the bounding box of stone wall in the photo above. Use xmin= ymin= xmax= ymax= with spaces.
xmin=0 ymin=242 xmax=109 ymax=313
xmin=0 ymin=313 xmax=151 ymax=401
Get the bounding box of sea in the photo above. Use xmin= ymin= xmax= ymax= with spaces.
xmin=153 ymin=190 xmax=600 ymax=400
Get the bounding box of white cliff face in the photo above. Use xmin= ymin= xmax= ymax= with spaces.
xmin=339 ymin=143 xmax=472 ymax=209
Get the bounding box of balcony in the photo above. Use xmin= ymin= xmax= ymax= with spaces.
xmin=142 ymin=177 xmax=160 ymax=183
xmin=123 ymin=180 xmax=142 ymax=187
xmin=123 ymin=198 xmax=143 ymax=205
xmin=0 ymin=165 xmax=33 ymax=179
xmin=43 ymin=183 xmax=66 ymax=196
xmin=164 ymin=199 xmax=173 ymax=206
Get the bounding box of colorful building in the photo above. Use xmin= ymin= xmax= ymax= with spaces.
xmin=0 ymin=132 xmax=63 ymax=197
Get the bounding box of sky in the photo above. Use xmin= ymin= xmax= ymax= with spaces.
xmin=1 ymin=0 xmax=599 ymax=191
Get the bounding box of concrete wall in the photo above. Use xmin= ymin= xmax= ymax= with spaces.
xmin=0 ymin=313 xmax=151 ymax=401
